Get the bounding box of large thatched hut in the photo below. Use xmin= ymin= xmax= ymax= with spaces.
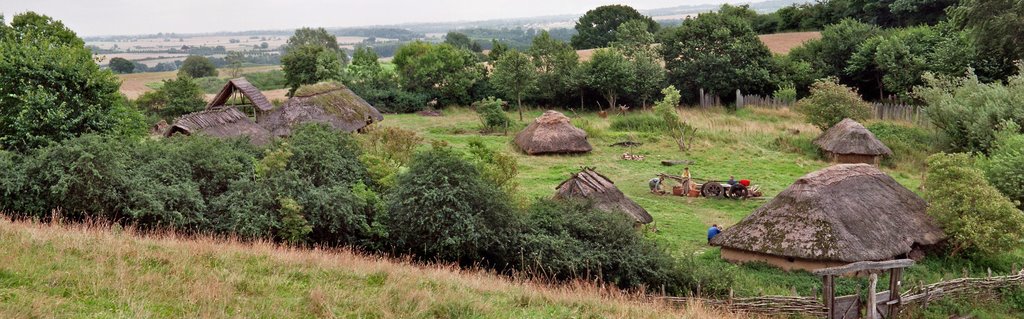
xmin=261 ymin=82 xmax=383 ymax=137
xmin=514 ymin=110 xmax=592 ymax=155
xmin=166 ymin=107 xmax=271 ymax=145
xmin=554 ymin=168 xmax=653 ymax=224
xmin=207 ymin=78 xmax=274 ymax=121
xmin=814 ymin=118 xmax=892 ymax=165
xmin=710 ymin=164 xmax=944 ymax=271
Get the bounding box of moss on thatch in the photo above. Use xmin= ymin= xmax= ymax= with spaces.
xmin=553 ymin=168 xmax=653 ymax=224
xmin=261 ymin=82 xmax=383 ymax=136
xmin=711 ymin=164 xmax=944 ymax=263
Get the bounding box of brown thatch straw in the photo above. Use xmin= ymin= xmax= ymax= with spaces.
xmin=554 ymin=168 xmax=654 ymax=224
xmin=814 ymin=118 xmax=892 ymax=156
xmin=514 ymin=110 xmax=592 ymax=155
xmin=711 ymin=164 xmax=944 ymax=262
xmin=207 ymin=77 xmax=274 ymax=112
xmin=261 ymin=82 xmax=383 ymax=137
xmin=166 ymin=107 xmax=271 ymax=145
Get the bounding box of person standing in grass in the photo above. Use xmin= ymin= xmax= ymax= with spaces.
xmin=707 ymin=224 xmax=722 ymax=244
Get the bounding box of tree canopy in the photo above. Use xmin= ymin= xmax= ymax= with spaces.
xmin=281 ymin=44 xmax=344 ymax=95
xmin=177 ymin=55 xmax=218 ymax=78
xmin=490 ymin=50 xmax=537 ymax=120
xmin=393 ymin=42 xmax=483 ymax=106
xmin=571 ymin=5 xmax=658 ymax=50
xmin=108 ymin=57 xmax=134 ymax=74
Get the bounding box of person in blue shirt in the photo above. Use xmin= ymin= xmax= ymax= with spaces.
xmin=707 ymin=224 xmax=722 ymax=244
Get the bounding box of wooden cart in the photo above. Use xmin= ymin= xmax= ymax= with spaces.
xmin=656 ymin=173 xmax=759 ymax=199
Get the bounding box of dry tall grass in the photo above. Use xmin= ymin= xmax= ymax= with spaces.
xmin=0 ymin=217 xmax=746 ymax=318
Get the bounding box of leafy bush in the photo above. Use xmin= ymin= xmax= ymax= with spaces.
xmin=866 ymin=121 xmax=936 ymax=170
xmin=474 ymin=97 xmax=511 ymax=133
xmin=178 ymin=55 xmax=218 ymax=78
xmin=978 ymin=122 xmax=1024 ymax=209
xmin=773 ymin=84 xmax=798 ymax=104
xmin=384 ymin=146 xmax=518 ymax=264
xmin=141 ymin=76 xmax=207 ymax=120
xmin=653 ymin=86 xmax=692 ymax=138
xmin=357 ymin=125 xmax=424 ymax=191
xmin=465 ymin=138 xmax=519 ymax=195
xmin=916 ymin=70 xmax=1024 ymax=153
xmin=287 ymin=124 xmax=367 ymax=187
xmin=925 ymin=153 xmax=1024 ymax=258
xmin=795 ymin=78 xmax=872 ymax=130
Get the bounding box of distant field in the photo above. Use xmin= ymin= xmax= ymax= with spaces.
xmin=758 ymin=31 xmax=821 ymax=54
xmin=117 ymin=65 xmax=280 ymax=99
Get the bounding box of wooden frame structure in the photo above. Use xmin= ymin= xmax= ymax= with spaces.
xmin=207 ymin=78 xmax=274 ymax=121
xmin=814 ymin=259 xmax=915 ymax=319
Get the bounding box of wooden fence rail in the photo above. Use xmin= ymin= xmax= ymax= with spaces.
xmin=899 ymin=270 xmax=1024 ymax=307
xmin=730 ymin=90 xmax=928 ymax=125
xmin=661 ymin=295 xmax=827 ymax=317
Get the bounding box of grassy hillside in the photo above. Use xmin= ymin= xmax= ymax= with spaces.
xmin=0 ymin=218 xmax=742 ymax=318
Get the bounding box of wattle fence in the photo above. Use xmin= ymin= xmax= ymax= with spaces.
xmin=694 ymin=89 xmax=930 ymax=126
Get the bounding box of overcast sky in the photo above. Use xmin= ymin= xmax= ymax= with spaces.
xmin=0 ymin=0 xmax=737 ymax=36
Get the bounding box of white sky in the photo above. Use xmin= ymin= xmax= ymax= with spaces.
xmin=0 ymin=0 xmax=735 ymax=36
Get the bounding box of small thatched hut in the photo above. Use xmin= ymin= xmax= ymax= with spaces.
xmin=710 ymin=164 xmax=944 ymax=271
xmin=814 ymin=118 xmax=892 ymax=165
xmin=166 ymin=107 xmax=271 ymax=145
xmin=261 ymin=82 xmax=383 ymax=137
xmin=514 ymin=110 xmax=592 ymax=155
xmin=554 ymin=168 xmax=653 ymax=224
xmin=207 ymin=78 xmax=274 ymax=121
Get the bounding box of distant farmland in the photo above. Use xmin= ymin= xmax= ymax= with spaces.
xmin=117 ymin=65 xmax=280 ymax=99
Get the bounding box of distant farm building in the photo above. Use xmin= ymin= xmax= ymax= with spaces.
xmin=514 ymin=110 xmax=592 ymax=155
xmin=710 ymin=164 xmax=944 ymax=271
xmin=554 ymin=168 xmax=653 ymax=225
xmin=165 ymin=107 xmax=271 ymax=145
xmin=261 ymin=82 xmax=383 ymax=137
xmin=207 ymin=78 xmax=274 ymax=121
xmin=814 ymin=118 xmax=892 ymax=165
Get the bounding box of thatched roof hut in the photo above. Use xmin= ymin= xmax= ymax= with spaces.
xmin=554 ymin=168 xmax=653 ymax=224
xmin=166 ymin=107 xmax=271 ymax=145
xmin=261 ymin=82 xmax=383 ymax=137
xmin=710 ymin=164 xmax=944 ymax=271
xmin=514 ymin=110 xmax=592 ymax=155
xmin=814 ymin=118 xmax=892 ymax=165
xmin=208 ymin=77 xmax=274 ymax=114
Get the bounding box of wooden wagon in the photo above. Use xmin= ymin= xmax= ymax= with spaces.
xmin=656 ymin=173 xmax=761 ymax=199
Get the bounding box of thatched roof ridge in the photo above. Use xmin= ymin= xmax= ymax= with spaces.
xmin=711 ymin=164 xmax=944 ymax=262
xmin=514 ymin=110 xmax=592 ymax=155
xmin=207 ymin=78 xmax=274 ymax=112
xmin=814 ymin=118 xmax=893 ymax=156
xmin=166 ymin=107 xmax=270 ymax=145
xmin=261 ymin=82 xmax=383 ymax=136
xmin=554 ymin=168 xmax=654 ymax=224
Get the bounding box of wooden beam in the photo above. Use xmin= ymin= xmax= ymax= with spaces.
xmin=812 ymin=259 xmax=916 ymax=276
xmin=867 ymin=273 xmax=878 ymax=319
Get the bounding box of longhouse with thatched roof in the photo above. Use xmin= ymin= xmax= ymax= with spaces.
xmin=261 ymin=82 xmax=383 ymax=137
xmin=710 ymin=164 xmax=944 ymax=271
xmin=554 ymin=168 xmax=653 ymax=224
xmin=814 ymin=118 xmax=893 ymax=165
xmin=514 ymin=110 xmax=592 ymax=155
xmin=166 ymin=107 xmax=271 ymax=145
xmin=207 ymin=78 xmax=274 ymax=121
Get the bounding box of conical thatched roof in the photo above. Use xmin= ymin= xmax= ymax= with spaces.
xmin=554 ymin=168 xmax=653 ymax=224
xmin=207 ymin=77 xmax=274 ymax=112
xmin=814 ymin=118 xmax=892 ymax=156
xmin=514 ymin=110 xmax=592 ymax=155
xmin=166 ymin=107 xmax=271 ymax=145
xmin=261 ymin=82 xmax=383 ymax=137
xmin=711 ymin=164 xmax=944 ymax=263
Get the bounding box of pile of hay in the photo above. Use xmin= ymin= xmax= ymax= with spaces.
xmin=514 ymin=110 xmax=592 ymax=155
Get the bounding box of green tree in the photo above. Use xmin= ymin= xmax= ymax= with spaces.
xmin=789 ymin=19 xmax=882 ymax=96
xmin=0 ymin=12 xmax=145 ymax=151
xmin=285 ymin=27 xmax=348 ymax=64
xmin=915 ymin=69 xmax=1024 ymax=153
xmin=351 ymin=46 xmax=379 ymax=67
xmin=108 ymin=57 xmax=134 ymax=74
xmin=488 ymin=39 xmax=509 ymax=61
xmin=393 ymin=42 xmax=483 ymax=106
xmin=490 ymin=50 xmax=537 ymax=120
xmin=979 ymin=122 xmax=1024 ymax=209
xmin=384 ymin=145 xmax=517 ymax=264
xmin=571 ymin=5 xmax=658 ymax=49
xmin=951 ymin=0 xmax=1024 ymax=79
xmin=630 ymin=52 xmax=666 ymax=109
xmin=529 ymin=31 xmax=579 ymax=105
xmin=281 ymin=44 xmax=343 ymax=95
xmin=177 ymin=55 xmax=218 ymax=78
xmin=925 ymin=153 xmax=1024 ymax=258
xmin=795 ymin=78 xmax=873 ymax=130
xmin=610 ymin=19 xmax=656 ymax=58
xmin=444 ymin=32 xmax=472 ymax=50
xmin=225 ymin=51 xmax=245 ymax=77
xmin=661 ymin=12 xmax=774 ymax=103
xmin=277 ymin=197 xmax=311 ymax=245
xmin=135 ymin=76 xmax=206 ymax=120
xmin=581 ymin=49 xmax=634 ymax=110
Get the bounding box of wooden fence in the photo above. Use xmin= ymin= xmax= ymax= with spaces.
xmin=662 ymin=295 xmax=827 ymax=317
xmin=898 ymin=269 xmax=1024 ymax=308
xmin=728 ymin=90 xmax=929 ymax=125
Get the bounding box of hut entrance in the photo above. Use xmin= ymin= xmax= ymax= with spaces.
xmin=814 ymin=259 xmax=914 ymax=319
xmin=207 ymin=78 xmax=274 ymax=122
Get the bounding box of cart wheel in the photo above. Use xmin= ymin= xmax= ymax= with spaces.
xmin=732 ymin=187 xmax=749 ymax=199
xmin=701 ymin=182 xmax=725 ymax=198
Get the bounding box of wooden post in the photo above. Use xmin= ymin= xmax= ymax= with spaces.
xmin=922 ymin=281 xmax=930 ymax=309
xmin=867 ymin=273 xmax=878 ymax=319
xmin=889 ymin=268 xmax=902 ymax=315
xmin=823 ymin=275 xmax=834 ymax=319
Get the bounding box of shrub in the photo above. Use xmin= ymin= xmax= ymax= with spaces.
xmin=135 ymin=76 xmax=206 ymax=120
xmin=357 ymin=125 xmax=424 ymax=191
xmin=516 ymin=199 xmax=709 ymax=295
xmin=465 ymin=138 xmax=519 ymax=195
xmin=925 ymin=153 xmax=1024 ymax=258
xmin=773 ymin=84 xmax=798 ymax=104
xmin=474 ymin=97 xmax=511 ymax=133
xmin=866 ymin=121 xmax=936 ymax=170
xmin=653 ymin=86 xmax=692 ymax=138
xmin=384 ymin=146 xmax=518 ymax=264
xmin=978 ymin=122 xmax=1024 ymax=209
xmin=795 ymin=78 xmax=872 ymax=130
xmin=277 ymin=197 xmax=311 ymax=244
xmin=178 ymin=55 xmax=218 ymax=78
xmin=916 ymin=70 xmax=1024 ymax=153
xmin=286 ymin=123 xmax=367 ymax=187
